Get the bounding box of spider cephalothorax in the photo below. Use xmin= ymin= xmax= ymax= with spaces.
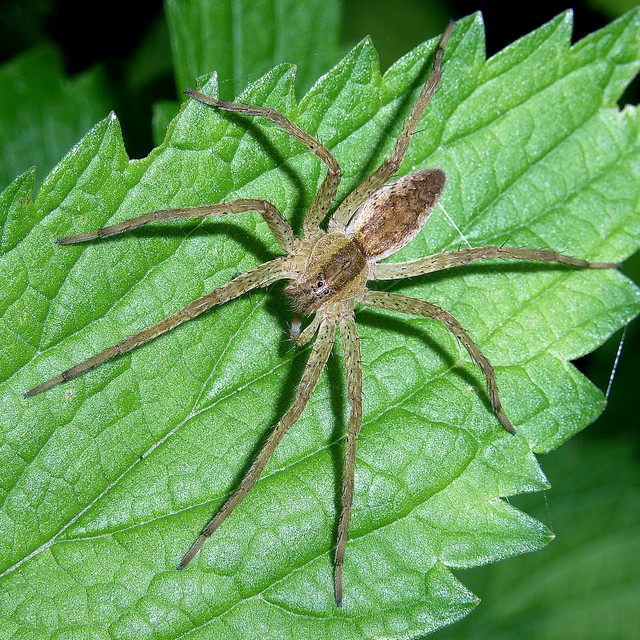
xmin=26 ymin=22 xmax=615 ymax=606
xmin=286 ymin=232 xmax=368 ymax=312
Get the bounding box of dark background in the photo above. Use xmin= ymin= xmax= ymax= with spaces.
xmin=0 ymin=1 xmax=622 ymax=73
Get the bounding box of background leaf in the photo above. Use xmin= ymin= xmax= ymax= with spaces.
xmin=1 ymin=4 xmax=639 ymax=639
xmin=435 ymin=435 xmax=640 ymax=640
xmin=165 ymin=0 xmax=342 ymax=99
xmin=0 ymin=44 xmax=112 ymax=190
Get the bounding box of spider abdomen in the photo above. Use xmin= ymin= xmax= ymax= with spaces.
xmin=348 ymin=167 xmax=446 ymax=259
xmin=285 ymin=232 xmax=368 ymax=313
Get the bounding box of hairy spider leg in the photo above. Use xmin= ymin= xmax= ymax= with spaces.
xmin=334 ymin=309 xmax=363 ymax=606
xmin=25 ymin=196 xmax=305 ymax=399
xmin=373 ymin=245 xmax=618 ymax=279
xmin=25 ymin=259 xmax=287 ymax=398
xmin=331 ymin=20 xmax=454 ymax=229
xmin=364 ymin=290 xmax=515 ymax=433
xmin=184 ymin=90 xmax=342 ymax=232
xmin=178 ymin=318 xmax=336 ymax=568
xmin=56 ymin=199 xmax=296 ymax=252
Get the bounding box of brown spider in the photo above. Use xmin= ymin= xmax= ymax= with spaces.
xmin=26 ymin=22 xmax=616 ymax=605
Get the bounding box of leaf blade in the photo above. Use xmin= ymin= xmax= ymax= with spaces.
xmin=1 ymin=10 xmax=639 ymax=638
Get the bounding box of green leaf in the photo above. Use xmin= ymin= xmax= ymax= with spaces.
xmin=0 ymin=44 xmax=112 ymax=190
xmin=588 ymin=0 xmax=639 ymax=20
xmin=434 ymin=436 xmax=640 ymax=639
xmin=153 ymin=0 xmax=342 ymax=146
xmin=1 ymin=9 xmax=639 ymax=639
xmin=165 ymin=0 xmax=342 ymax=98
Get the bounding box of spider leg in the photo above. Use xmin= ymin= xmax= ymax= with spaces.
xmin=179 ymin=317 xmax=336 ymax=568
xmin=25 ymin=258 xmax=287 ymax=397
xmin=331 ymin=21 xmax=454 ymax=229
xmin=185 ymin=90 xmax=341 ymax=232
xmin=363 ymin=290 xmax=515 ymax=433
xmin=58 ymin=199 xmax=296 ymax=253
xmin=373 ymin=245 xmax=618 ymax=280
xmin=335 ymin=308 xmax=363 ymax=606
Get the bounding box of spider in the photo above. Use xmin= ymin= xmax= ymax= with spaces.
xmin=26 ymin=22 xmax=616 ymax=606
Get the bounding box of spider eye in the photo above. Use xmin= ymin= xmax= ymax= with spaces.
xmin=313 ymin=273 xmax=335 ymax=296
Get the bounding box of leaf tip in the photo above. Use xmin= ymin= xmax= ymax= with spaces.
xmin=469 ymin=10 xmax=484 ymax=29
